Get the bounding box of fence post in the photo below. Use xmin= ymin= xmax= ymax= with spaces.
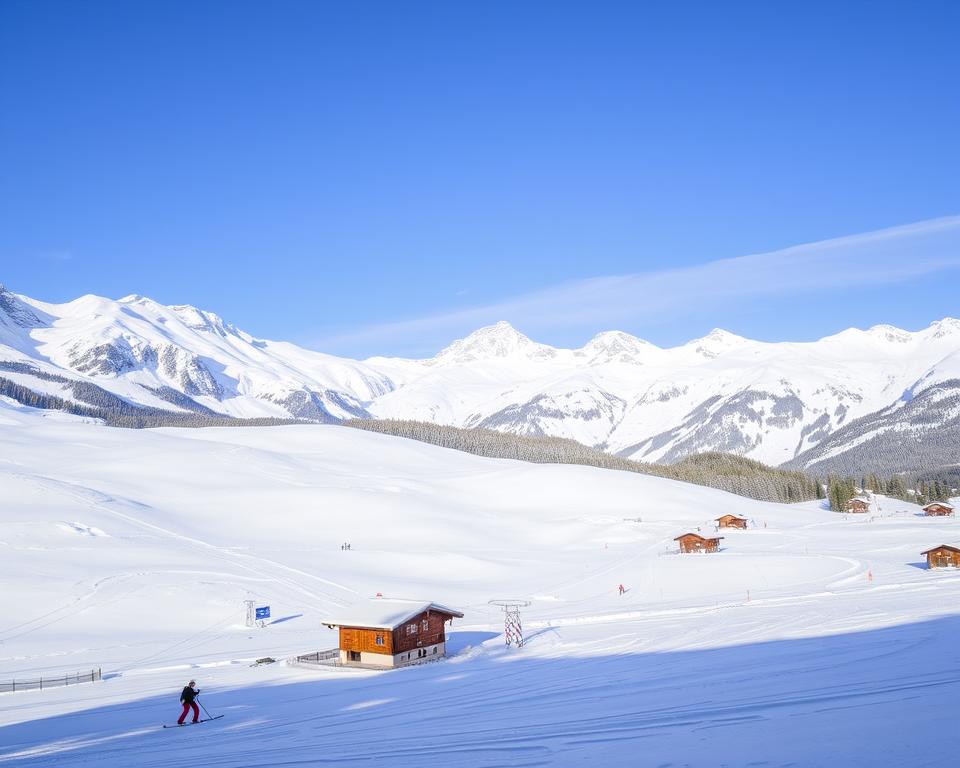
xmin=11 ymin=679 xmax=14 ymax=693
xmin=40 ymin=677 xmax=42 ymax=691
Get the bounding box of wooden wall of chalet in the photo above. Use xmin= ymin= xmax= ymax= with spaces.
xmin=717 ymin=516 xmax=747 ymax=529
xmin=926 ymin=548 xmax=960 ymax=569
xmin=925 ymin=504 xmax=954 ymax=516
xmin=340 ymin=627 xmax=394 ymax=656
xmin=392 ymin=610 xmax=450 ymax=654
xmin=676 ymin=534 xmax=721 ymax=554
xmin=339 ymin=610 xmax=458 ymax=657
xmin=846 ymin=500 xmax=869 ymax=512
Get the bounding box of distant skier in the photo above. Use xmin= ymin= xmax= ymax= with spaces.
xmin=618 ymin=584 xmax=625 ymax=595
xmin=178 ymin=680 xmax=201 ymax=725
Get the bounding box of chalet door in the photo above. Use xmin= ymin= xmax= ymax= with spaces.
xmin=349 ymin=651 xmax=361 ymax=662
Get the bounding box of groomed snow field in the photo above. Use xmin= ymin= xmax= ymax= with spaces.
xmin=0 ymin=402 xmax=958 ymax=766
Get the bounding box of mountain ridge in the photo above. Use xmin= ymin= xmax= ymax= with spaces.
xmin=2 ymin=283 xmax=958 ymax=473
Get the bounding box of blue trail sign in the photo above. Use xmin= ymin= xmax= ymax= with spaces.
xmin=255 ymin=606 xmax=271 ymax=620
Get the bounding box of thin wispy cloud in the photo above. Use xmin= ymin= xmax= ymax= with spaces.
xmin=314 ymin=215 xmax=960 ymax=357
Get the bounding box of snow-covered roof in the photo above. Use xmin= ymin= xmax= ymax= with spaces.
xmin=923 ymin=501 xmax=954 ymax=510
xmin=322 ymin=599 xmax=464 ymax=630
xmin=921 ymin=544 xmax=960 ymax=555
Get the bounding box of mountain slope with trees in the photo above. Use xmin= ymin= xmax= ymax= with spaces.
xmin=345 ymin=419 xmax=820 ymax=503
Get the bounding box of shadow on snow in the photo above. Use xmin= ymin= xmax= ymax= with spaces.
xmin=2 ymin=619 xmax=960 ymax=767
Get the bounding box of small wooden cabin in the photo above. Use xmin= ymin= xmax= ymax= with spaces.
xmin=716 ymin=514 xmax=748 ymax=530
xmin=846 ymin=496 xmax=870 ymax=513
xmin=922 ymin=545 xmax=960 ymax=569
xmin=675 ymin=532 xmax=723 ymax=554
xmin=923 ymin=502 xmax=955 ymax=517
xmin=323 ymin=599 xmax=463 ymax=668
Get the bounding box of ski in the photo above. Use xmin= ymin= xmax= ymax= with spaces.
xmin=162 ymin=715 xmax=224 ymax=728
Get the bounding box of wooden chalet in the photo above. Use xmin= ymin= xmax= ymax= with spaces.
xmin=674 ymin=532 xmax=723 ymax=554
xmin=716 ymin=514 xmax=748 ymax=530
xmin=845 ymin=496 xmax=870 ymax=513
xmin=923 ymin=501 xmax=955 ymax=517
xmin=322 ymin=599 xmax=464 ymax=668
xmin=922 ymin=545 xmax=960 ymax=569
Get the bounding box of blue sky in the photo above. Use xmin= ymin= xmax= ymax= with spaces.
xmin=1 ymin=1 xmax=958 ymax=358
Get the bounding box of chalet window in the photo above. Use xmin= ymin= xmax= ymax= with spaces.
xmin=421 ymin=619 xmax=429 ymax=632
xmin=407 ymin=623 xmax=418 ymax=635
xmin=375 ymin=633 xmax=384 ymax=646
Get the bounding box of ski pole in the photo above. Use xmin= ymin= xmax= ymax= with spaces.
xmin=196 ymin=695 xmax=216 ymax=720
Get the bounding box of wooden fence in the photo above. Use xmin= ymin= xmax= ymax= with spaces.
xmin=0 ymin=668 xmax=102 ymax=693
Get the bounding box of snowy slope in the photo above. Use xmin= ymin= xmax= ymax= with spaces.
xmin=788 ymin=348 xmax=960 ymax=476
xmin=2 ymin=409 xmax=960 ymax=765
xmin=4 ymin=284 xmax=960 ymax=468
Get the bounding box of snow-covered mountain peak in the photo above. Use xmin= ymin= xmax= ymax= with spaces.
xmin=577 ymin=330 xmax=658 ymax=365
xmin=114 ymin=294 xmax=238 ymax=337
xmin=925 ymin=317 xmax=960 ymax=340
xmin=684 ymin=328 xmax=749 ymax=358
xmin=52 ymin=292 xmax=123 ymax=319
xmin=168 ymin=304 xmax=236 ymax=337
xmin=428 ymin=321 xmax=558 ymax=365
xmin=865 ymin=324 xmax=912 ymax=343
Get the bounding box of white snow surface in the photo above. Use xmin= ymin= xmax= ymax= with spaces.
xmin=4 ymin=286 xmax=960 ymax=464
xmin=1 ymin=407 xmax=960 ymax=765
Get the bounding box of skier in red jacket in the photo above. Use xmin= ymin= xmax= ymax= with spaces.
xmin=177 ymin=680 xmax=200 ymax=725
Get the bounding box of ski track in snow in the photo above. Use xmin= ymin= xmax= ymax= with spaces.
xmin=8 ymin=470 xmax=358 ymax=612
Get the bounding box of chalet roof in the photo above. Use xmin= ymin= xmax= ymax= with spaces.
xmin=715 ymin=514 xmax=746 ymax=521
xmin=923 ymin=501 xmax=955 ymax=510
xmin=674 ymin=532 xmax=723 ymax=542
xmin=322 ymin=599 xmax=464 ymax=630
xmin=921 ymin=544 xmax=960 ymax=555
xmin=850 ymin=496 xmax=871 ymax=504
